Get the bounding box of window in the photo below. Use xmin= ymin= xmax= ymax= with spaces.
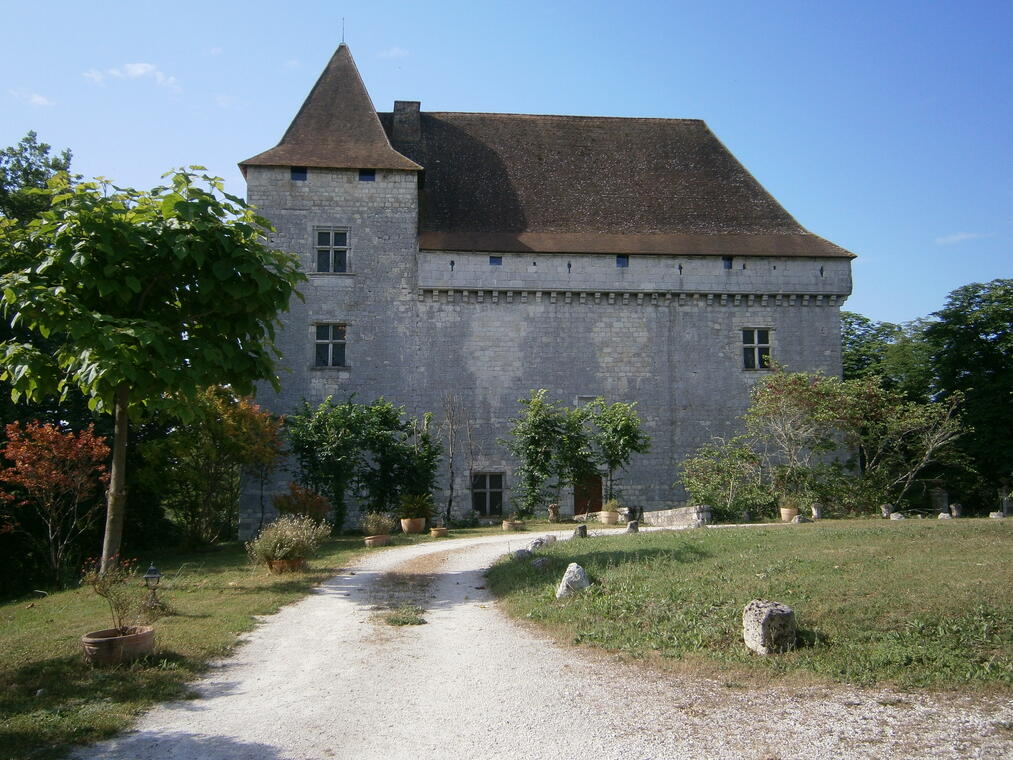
xmin=722 ymin=256 xmax=733 ymax=269
xmin=315 ymin=228 xmax=348 ymax=273
xmin=315 ymin=324 xmax=346 ymax=367
xmin=742 ymin=328 xmax=771 ymax=370
xmin=616 ymin=254 xmax=629 ymax=268
xmin=291 ymin=166 xmax=307 ymax=181
xmin=471 ymin=473 xmax=504 ymax=516
xmin=489 ymin=256 xmax=502 ymax=266
xmin=358 ymin=168 xmax=375 ymax=182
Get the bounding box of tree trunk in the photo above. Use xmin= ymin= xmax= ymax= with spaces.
xmin=100 ymin=384 xmax=129 ymax=573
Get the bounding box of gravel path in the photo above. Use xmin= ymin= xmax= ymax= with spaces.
xmin=74 ymin=530 xmax=1012 ymax=760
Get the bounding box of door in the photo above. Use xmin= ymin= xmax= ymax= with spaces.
xmin=573 ymin=474 xmax=603 ymax=516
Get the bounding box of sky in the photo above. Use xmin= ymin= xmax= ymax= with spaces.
xmin=2 ymin=0 xmax=1009 ymax=324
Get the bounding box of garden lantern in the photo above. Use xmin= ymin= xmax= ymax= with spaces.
xmin=142 ymin=564 xmax=163 ymax=610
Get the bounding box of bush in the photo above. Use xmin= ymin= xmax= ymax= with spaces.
xmin=272 ymin=483 xmax=331 ymax=523
xmin=245 ymin=515 xmax=331 ymax=564
xmin=398 ymin=493 xmax=434 ymax=520
xmin=360 ymin=511 xmax=397 ymax=536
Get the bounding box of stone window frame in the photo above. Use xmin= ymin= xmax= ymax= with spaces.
xmin=313 ymin=322 xmax=348 ymax=368
xmin=290 ymin=166 xmax=308 ymax=181
xmin=741 ymin=327 xmax=773 ymax=370
xmin=471 ymin=472 xmax=505 ymax=517
xmin=313 ymin=226 xmax=352 ymax=275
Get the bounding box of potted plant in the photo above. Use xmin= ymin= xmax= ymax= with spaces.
xmin=399 ymin=493 xmax=434 ymax=534
xmin=245 ymin=514 xmax=331 ymax=572
xmin=429 ymin=518 xmax=449 ymax=538
xmin=361 ymin=511 xmax=397 ymax=547
xmin=599 ymin=498 xmax=621 ymax=525
xmin=80 ymin=557 xmax=155 ymax=666
xmin=778 ymin=496 xmax=801 ymax=522
xmin=502 ymin=512 xmax=525 ymax=531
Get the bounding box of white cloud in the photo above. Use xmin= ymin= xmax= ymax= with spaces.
xmin=934 ymin=232 xmax=992 ymax=246
xmin=82 ymin=62 xmax=181 ymax=92
xmin=209 ymin=47 xmax=223 ymax=56
xmin=378 ymin=46 xmax=409 ymax=60
xmin=9 ymin=89 xmax=54 ymax=107
xmin=284 ymin=58 xmax=301 ymax=69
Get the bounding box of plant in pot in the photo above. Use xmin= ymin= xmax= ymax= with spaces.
xmin=80 ymin=556 xmax=155 ymax=666
xmin=246 ymin=514 xmax=331 ymax=572
xmin=429 ymin=517 xmax=449 ymax=538
xmin=361 ymin=511 xmax=397 ymax=547
xmin=599 ymin=498 xmax=621 ymax=525
xmin=502 ymin=512 xmax=525 ymax=531
xmin=399 ymin=493 xmax=434 ymax=534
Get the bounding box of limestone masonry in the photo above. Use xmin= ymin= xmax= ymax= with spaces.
xmin=237 ymin=44 xmax=853 ymax=536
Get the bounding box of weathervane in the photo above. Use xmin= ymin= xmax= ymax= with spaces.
xmin=342 ymin=18 xmax=345 ymax=44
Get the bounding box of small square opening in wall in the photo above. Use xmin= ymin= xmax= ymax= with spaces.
xmin=489 ymin=256 xmax=503 ymax=266
xmin=723 ymin=256 xmax=733 ymax=269
xmin=616 ymin=255 xmax=629 ymax=268
xmin=290 ymin=166 xmax=307 ymax=181
xmin=358 ymin=168 xmax=376 ymax=182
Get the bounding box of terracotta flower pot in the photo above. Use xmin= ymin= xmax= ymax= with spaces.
xmin=364 ymin=534 xmax=390 ymax=547
xmin=502 ymin=520 xmax=524 ymax=531
xmin=779 ymin=507 xmax=800 ymax=523
xmin=599 ymin=510 xmax=619 ymax=525
xmin=430 ymin=527 xmax=449 ymax=538
xmin=401 ymin=517 xmax=426 ymax=534
xmin=82 ymin=625 xmax=155 ymax=666
xmin=267 ymin=557 xmax=307 ymax=573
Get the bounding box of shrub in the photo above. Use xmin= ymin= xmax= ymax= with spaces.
xmin=272 ymin=483 xmax=331 ymax=523
xmin=1 ymin=422 xmax=110 ymax=587
xmin=361 ymin=511 xmax=397 ymax=536
xmin=602 ymin=498 xmax=621 ymax=513
xmin=245 ymin=515 xmax=331 ymax=564
xmin=81 ymin=555 xmax=140 ymax=632
xmin=398 ymin=493 xmax=434 ymax=520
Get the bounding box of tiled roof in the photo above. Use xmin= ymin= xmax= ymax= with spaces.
xmin=240 ymin=45 xmax=419 ymax=172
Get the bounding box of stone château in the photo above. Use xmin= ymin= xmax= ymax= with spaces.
xmin=237 ymin=44 xmax=853 ymax=534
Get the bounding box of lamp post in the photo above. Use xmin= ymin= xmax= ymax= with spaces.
xmin=142 ymin=563 xmax=162 ymax=610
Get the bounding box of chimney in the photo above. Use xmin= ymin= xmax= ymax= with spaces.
xmin=392 ymin=100 xmax=421 ymax=143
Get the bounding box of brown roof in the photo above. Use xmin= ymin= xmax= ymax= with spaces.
xmin=378 ymin=112 xmax=853 ymax=258
xmin=240 ymin=44 xmax=420 ymax=172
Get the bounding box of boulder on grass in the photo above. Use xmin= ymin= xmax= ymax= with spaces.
xmin=625 ymin=520 xmax=639 ymax=533
xmin=743 ymin=599 xmax=796 ymax=656
xmin=531 ymin=557 xmax=551 ymax=570
xmin=513 ymin=549 xmax=533 ymax=561
xmin=527 ymin=538 xmax=545 ymax=552
xmin=555 ymin=563 xmax=590 ymax=599
xmin=889 ymin=513 xmax=906 ymax=520
xmin=573 ymin=524 xmax=588 ymax=539
xmin=989 ymin=511 xmax=1005 ymax=519
xmin=791 ymin=514 xmax=812 ymax=524
xmin=542 ymin=535 xmax=557 ymax=546
xmin=938 ymin=512 xmax=953 ymax=520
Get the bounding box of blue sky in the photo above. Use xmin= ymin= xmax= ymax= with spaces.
xmin=2 ymin=0 xmax=1009 ymax=324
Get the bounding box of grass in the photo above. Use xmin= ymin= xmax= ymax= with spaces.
xmin=383 ymin=605 xmax=427 ymax=626
xmin=0 ymin=536 xmax=379 ymax=760
xmin=486 ymin=519 xmax=1013 ymax=691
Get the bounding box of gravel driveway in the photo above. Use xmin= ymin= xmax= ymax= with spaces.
xmin=74 ymin=530 xmax=1012 ymax=760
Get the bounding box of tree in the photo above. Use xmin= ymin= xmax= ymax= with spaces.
xmin=0 ymin=131 xmax=72 ymax=225
xmin=0 ymin=422 xmax=109 ymax=586
xmin=841 ymin=311 xmax=934 ymax=402
xmin=0 ymin=169 xmax=304 ymax=570
xmin=588 ymin=399 xmax=651 ymax=502
xmin=502 ymin=390 xmax=565 ymax=517
xmin=287 ymin=396 xmax=442 ymax=529
xmin=841 ymin=311 xmax=900 ymax=380
xmin=140 ymin=387 xmax=283 ymax=545
xmin=925 ymin=279 xmax=1013 ymax=505
xmin=678 ymin=437 xmax=773 ymax=521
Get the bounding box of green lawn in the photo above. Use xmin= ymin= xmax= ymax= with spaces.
xmin=487 ymin=519 xmax=1013 ymax=691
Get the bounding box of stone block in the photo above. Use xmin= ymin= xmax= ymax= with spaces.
xmin=555 ymin=563 xmax=591 ymax=599
xmin=989 ymin=511 xmax=1005 ymax=519
xmin=889 ymin=513 xmax=906 ymax=520
xmin=743 ymin=599 xmax=796 ymax=655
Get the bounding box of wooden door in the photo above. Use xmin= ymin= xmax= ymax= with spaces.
xmin=573 ymin=474 xmax=602 ymax=516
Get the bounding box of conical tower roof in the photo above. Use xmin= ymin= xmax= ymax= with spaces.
xmin=240 ymin=44 xmax=420 ymax=172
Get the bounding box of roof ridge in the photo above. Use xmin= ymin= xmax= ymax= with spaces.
xmin=384 ymin=110 xmax=707 ymax=123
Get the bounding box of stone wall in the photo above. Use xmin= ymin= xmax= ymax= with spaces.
xmin=239 ymin=165 xmax=851 ymax=537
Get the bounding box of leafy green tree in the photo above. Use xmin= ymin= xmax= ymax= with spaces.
xmin=0 ymin=131 xmax=72 ymax=224
xmin=502 ymin=389 xmax=565 ymax=517
xmin=588 ymin=399 xmax=651 ymax=502
xmin=678 ymin=437 xmax=773 ymax=521
xmin=140 ymin=387 xmax=284 ymax=545
xmin=841 ymin=311 xmax=900 ymax=380
xmin=287 ymin=397 xmax=441 ymax=529
xmin=0 ymin=169 xmax=304 ymax=570
xmin=841 ymin=311 xmax=933 ymax=401
xmin=925 ymin=279 xmax=1013 ymax=505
